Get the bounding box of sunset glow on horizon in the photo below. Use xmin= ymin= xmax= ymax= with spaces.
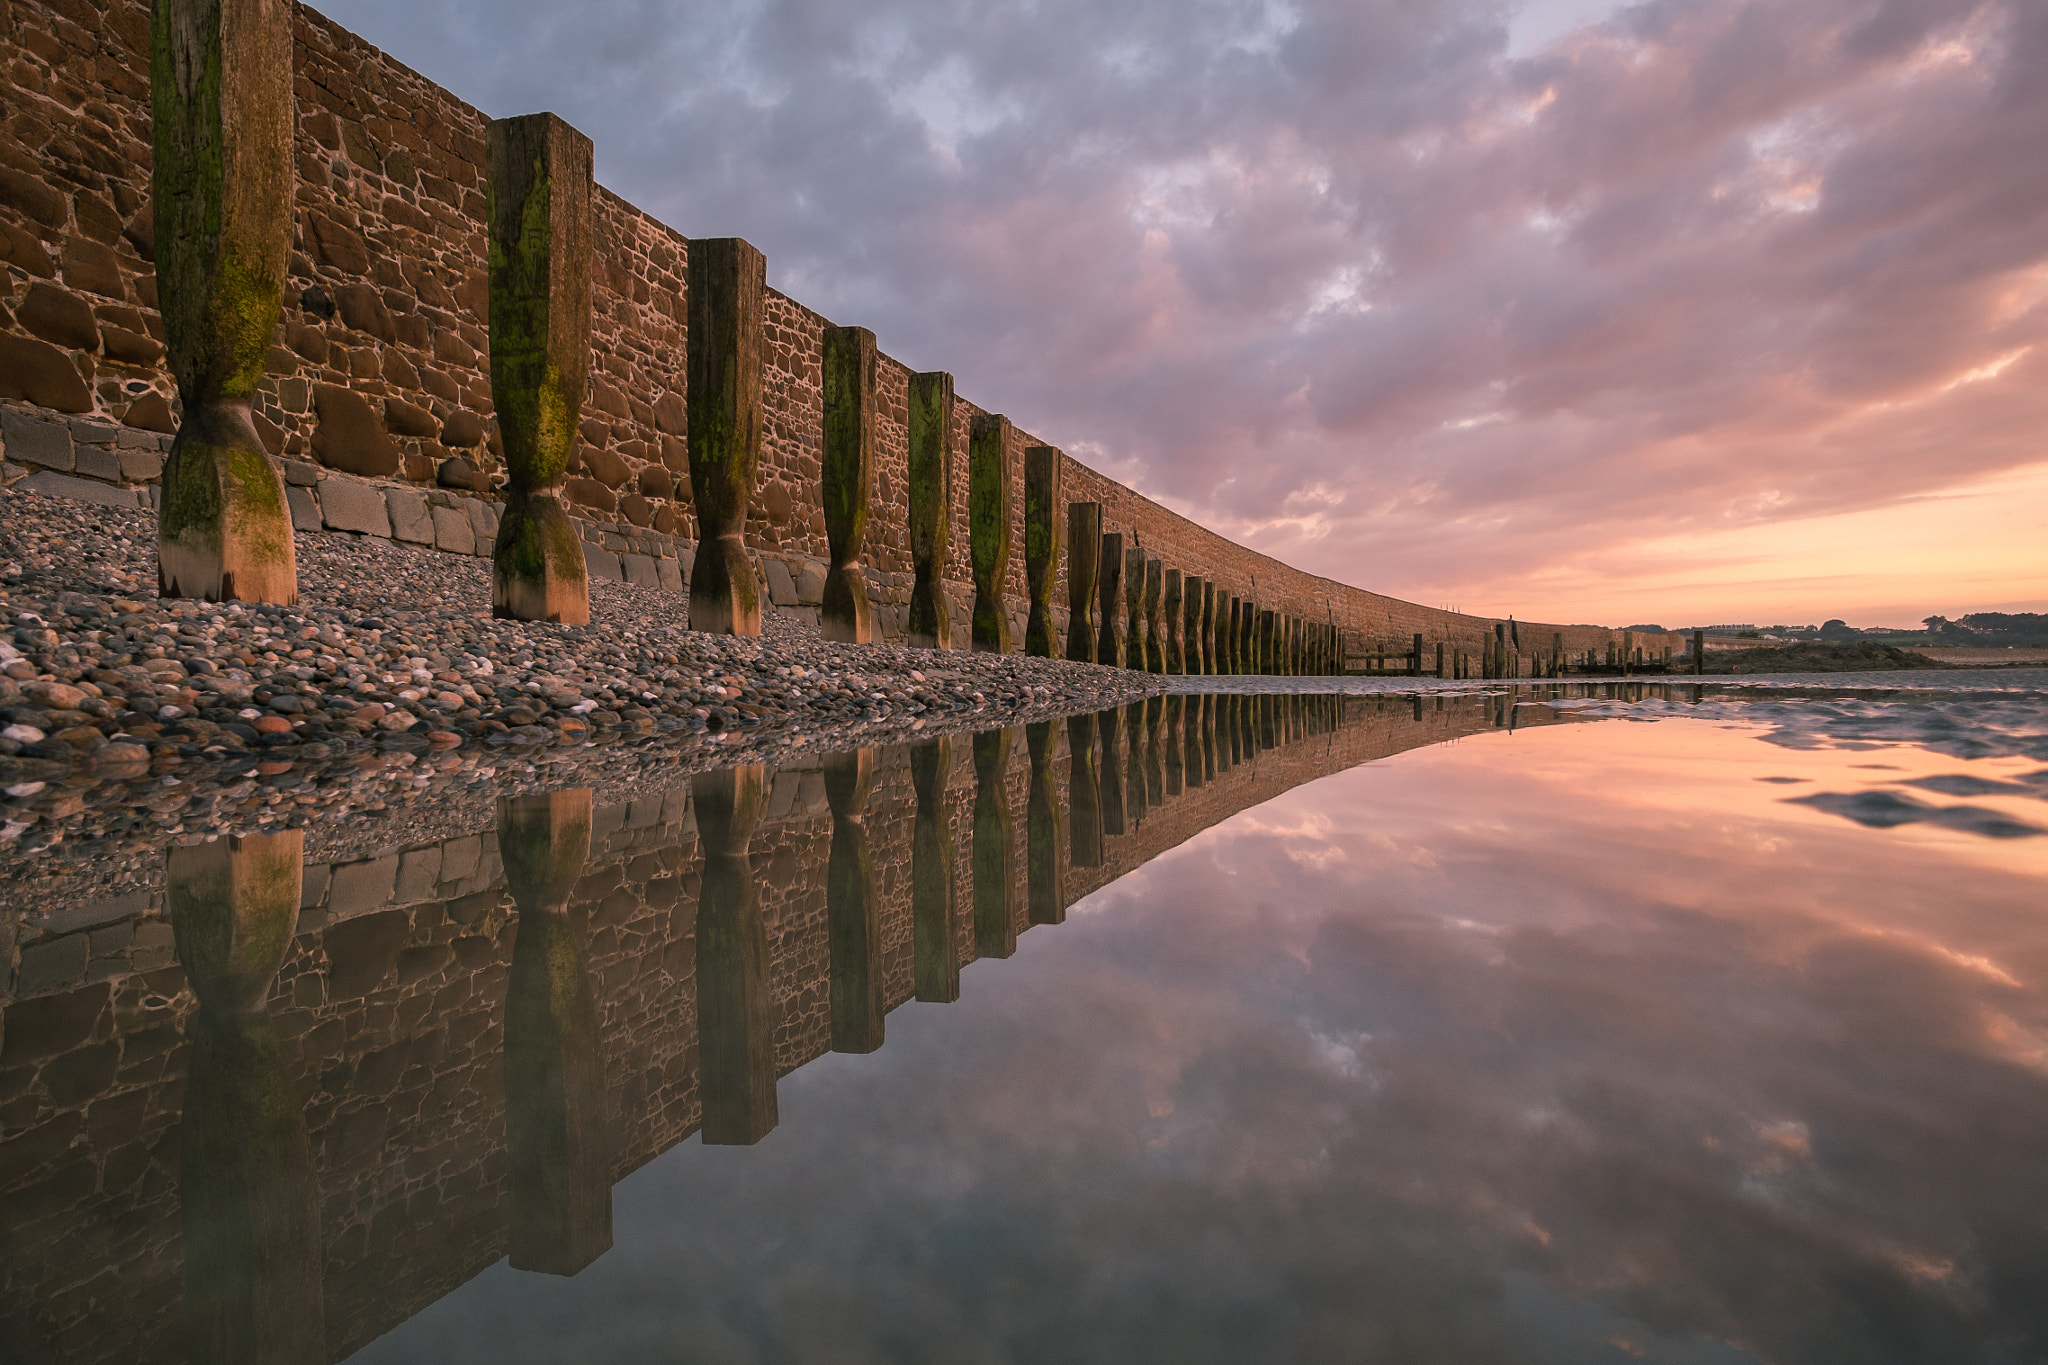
xmin=319 ymin=0 xmax=2047 ymax=628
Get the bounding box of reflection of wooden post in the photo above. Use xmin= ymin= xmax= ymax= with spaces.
xmin=499 ymin=789 xmax=612 ymax=1275
xmin=1096 ymin=532 xmax=1125 ymax=667
xmin=821 ymin=326 xmax=878 ymax=643
xmin=1123 ymin=547 xmax=1148 ymax=671
xmin=1142 ymin=696 xmax=1166 ymax=808
xmin=152 ymin=0 xmax=298 ymax=606
xmin=170 ymin=830 xmax=324 ymax=1363
xmin=969 ymin=414 xmax=1014 ymax=653
xmin=826 ymin=749 xmax=882 ymax=1052
xmin=688 ymin=239 xmax=767 ymax=636
xmin=910 ymin=738 xmax=959 ymax=1003
xmin=487 ymin=114 xmax=594 ymax=624
xmin=1126 ymin=699 xmax=1152 ymax=814
xmin=1067 ymin=714 xmax=1104 ymax=869
xmin=1026 ymin=721 xmax=1066 ymax=926
xmin=1096 ymin=706 xmax=1127 ymax=838
xmin=973 ymin=728 xmax=1018 ymax=959
xmin=692 ymin=765 xmax=776 ymax=1144
xmin=1182 ymin=693 xmax=1206 ymax=788
xmin=906 ymin=372 xmax=956 ymax=649
xmin=1163 ymin=695 xmax=1185 ymax=797
xmin=1024 ymin=446 xmax=1063 ymax=658
xmin=1066 ymin=502 xmax=1101 ymax=663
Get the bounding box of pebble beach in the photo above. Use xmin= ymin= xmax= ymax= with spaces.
xmin=0 ymin=488 xmax=1163 ymax=866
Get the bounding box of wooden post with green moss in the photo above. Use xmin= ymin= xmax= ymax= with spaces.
xmin=1023 ymin=445 xmax=1063 ymax=658
xmin=151 ymin=0 xmax=298 ymax=605
xmin=1096 ymin=531 xmax=1125 ymax=666
xmin=821 ymin=326 xmax=878 ymax=643
xmin=968 ymin=414 xmax=1014 ymax=653
xmin=692 ymin=764 xmax=777 ymax=1143
xmin=498 ymin=788 xmax=612 ymax=1275
xmin=1123 ymin=546 xmax=1147 ymax=671
xmin=826 ymin=748 xmax=883 ymax=1051
xmin=1185 ymin=576 xmax=1206 ymax=675
xmin=486 ymin=113 xmax=594 ymax=624
xmin=906 ymin=372 xmax=956 ymax=649
xmin=1198 ymin=580 xmax=1215 ymax=675
xmin=1065 ymin=502 xmax=1101 ymax=663
xmin=1161 ymin=568 xmax=1183 ymax=674
xmin=169 ymin=829 xmax=324 ymax=1361
xmin=1143 ymin=559 xmax=1164 ymax=674
xmin=687 ymin=238 xmax=766 ymax=636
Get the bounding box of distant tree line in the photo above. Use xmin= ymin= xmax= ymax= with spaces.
xmin=1919 ymin=613 xmax=2048 ymax=646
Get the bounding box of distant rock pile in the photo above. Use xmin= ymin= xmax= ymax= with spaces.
xmin=1711 ymin=642 xmax=1953 ymax=674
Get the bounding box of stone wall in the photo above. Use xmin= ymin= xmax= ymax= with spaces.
xmin=0 ymin=0 xmax=1681 ymax=660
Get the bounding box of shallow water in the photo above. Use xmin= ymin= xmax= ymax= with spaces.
xmin=3 ymin=685 xmax=2045 ymax=1363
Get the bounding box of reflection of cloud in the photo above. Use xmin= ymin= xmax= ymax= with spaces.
xmin=1787 ymin=790 xmax=2045 ymax=839
xmin=355 ymin=718 xmax=2048 ymax=1365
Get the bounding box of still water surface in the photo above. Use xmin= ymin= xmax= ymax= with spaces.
xmin=4 ymin=687 xmax=2046 ymax=1363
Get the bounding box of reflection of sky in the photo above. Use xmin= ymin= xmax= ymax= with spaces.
xmin=352 ymin=716 xmax=2048 ymax=1365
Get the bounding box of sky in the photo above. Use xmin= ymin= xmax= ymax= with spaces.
xmin=314 ymin=0 xmax=2048 ymax=629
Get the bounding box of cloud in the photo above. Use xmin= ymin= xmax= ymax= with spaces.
xmin=315 ymin=0 xmax=2048 ymax=622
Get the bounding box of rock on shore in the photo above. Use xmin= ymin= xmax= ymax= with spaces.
xmin=0 ymin=487 xmax=1160 ymax=854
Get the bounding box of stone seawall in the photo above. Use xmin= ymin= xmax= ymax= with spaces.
xmin=0 ymin=693 xmax=1593 ymax=1361
xmin=0 ymin=0 xmax=1681 ymax=663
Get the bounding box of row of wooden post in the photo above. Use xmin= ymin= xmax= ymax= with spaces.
xmin=138 ymin=7 xmax=1355 ymax=668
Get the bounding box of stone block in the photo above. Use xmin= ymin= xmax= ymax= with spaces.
xmin=321 ymin=477 xmax=391 ymax=536
xmin=623 ymin=553 xmax=659 ymax=588
xmin=300 ymin=863 xmax=331 ymax=910
xmin=282 ymin=459 xmax=322 ymax=487
xmin=117 ymin=447 xmax=164 ymax=482
xmin=463 ymin=498 xmax=495 ymax=537
xmin=764 ymin=557 xmax=797 ymax=607
xmin=116 ymin=428 xmax=161 ymax=450
xmin=386 ymin=488 xmax=433 ymax=544
xmin=795 ymin=560 xmax=826 ymax=606
xmin=68 ymin=420 xmax=119 ymax=447
xmin=2 ymin=410 xmax=73 ymax=470
xmin=286 ymin=485 xmax=321 ymax=531
xmin=656 ymin=558 xmax=683 ymax=592
xmin=72 ymin=445 xmax=120 ymax=482
xmin=395 ymin=847 xmax=442 ymax=903
xmin=431 ymin=504 xmax=472 ymax=553
xmin=15 ymin=933 xmax=90 ymax=995
xmin=328 ymin=856 xmax=400 ymax=916
xmin=440 ymin=835 xmax=483 ymax=885
xmin=19 ymin=471 xmax=142 ymax=508
xmin=584 ymin=544 xmax=622 ymax=581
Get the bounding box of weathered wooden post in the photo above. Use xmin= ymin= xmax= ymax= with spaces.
xmin=688 ymin=238 xmax=767 ymax=635
xmin=1023 ymin=445 xmax=1063 ymax=657
xmin=1026 ymin=721 xmax=1067 ymax=926
xmin=1553 ymin=632 xmax=1565 ymax=678
xmin=1124 ymin=547 xmax=1148 ymax=670
xmin=499 ymin=789 xmax=612 ymax=1274
xmin=1066 ymin=502 xmax=1101 ymax=662
xmin=821 ymin=326 xmax=878 ymax=643
xmin=969 ymin=414 xmax=1014 ymax=653
xmin=1435 ymin=641 xmax=1445 ymax=678
xmin=1097 ymin=531 xmax=1125 ymax=666
xmin=152 ymin=0 xmax=299 ymax=606
xmin=170 ymin=829 xmax=323 ymax=1360
xmin=1411 ymin=632 xmax=1423 ymax=678
xmin=1694 ymin=629 xmax=1705 ymax=675
xmin=1068 ymin=713 xmax=1104 ymax=869
xmin=906 ymin=372 xmax=956 ymax=649
xmin=693 ymin=764 xmax=777 ymax=1143
xmin=1227 ymin=595 xmax=1243 ymax=673
xmin=1199 ymin=581 xmax=1216 ymax=675
xmin=1259 ymin=610 xmax=1276 ymax=674
xmin=1622 ymin=629 xmax=1634 ymax=677
xmin=1161 ymin=568 xmax=1183 ymax=674
xmin=1184 ymin=576 xmax=1205 ymax=675
xmin=973 ymin=727 xmax=1018 ymax=958
xmin=1143 ymin=559 xmax=1165 ymax=674
xmin=826 ymin=748 xmax=883 ymax=1051
xmin=911 ymin=737 xmax=959 ymax=1003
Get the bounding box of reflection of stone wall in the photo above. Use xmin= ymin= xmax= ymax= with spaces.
xmin=0 ymin=0 xmax=1678 ymax=659
xmin=0 ymin=696 xmax=1576 ymax=1362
